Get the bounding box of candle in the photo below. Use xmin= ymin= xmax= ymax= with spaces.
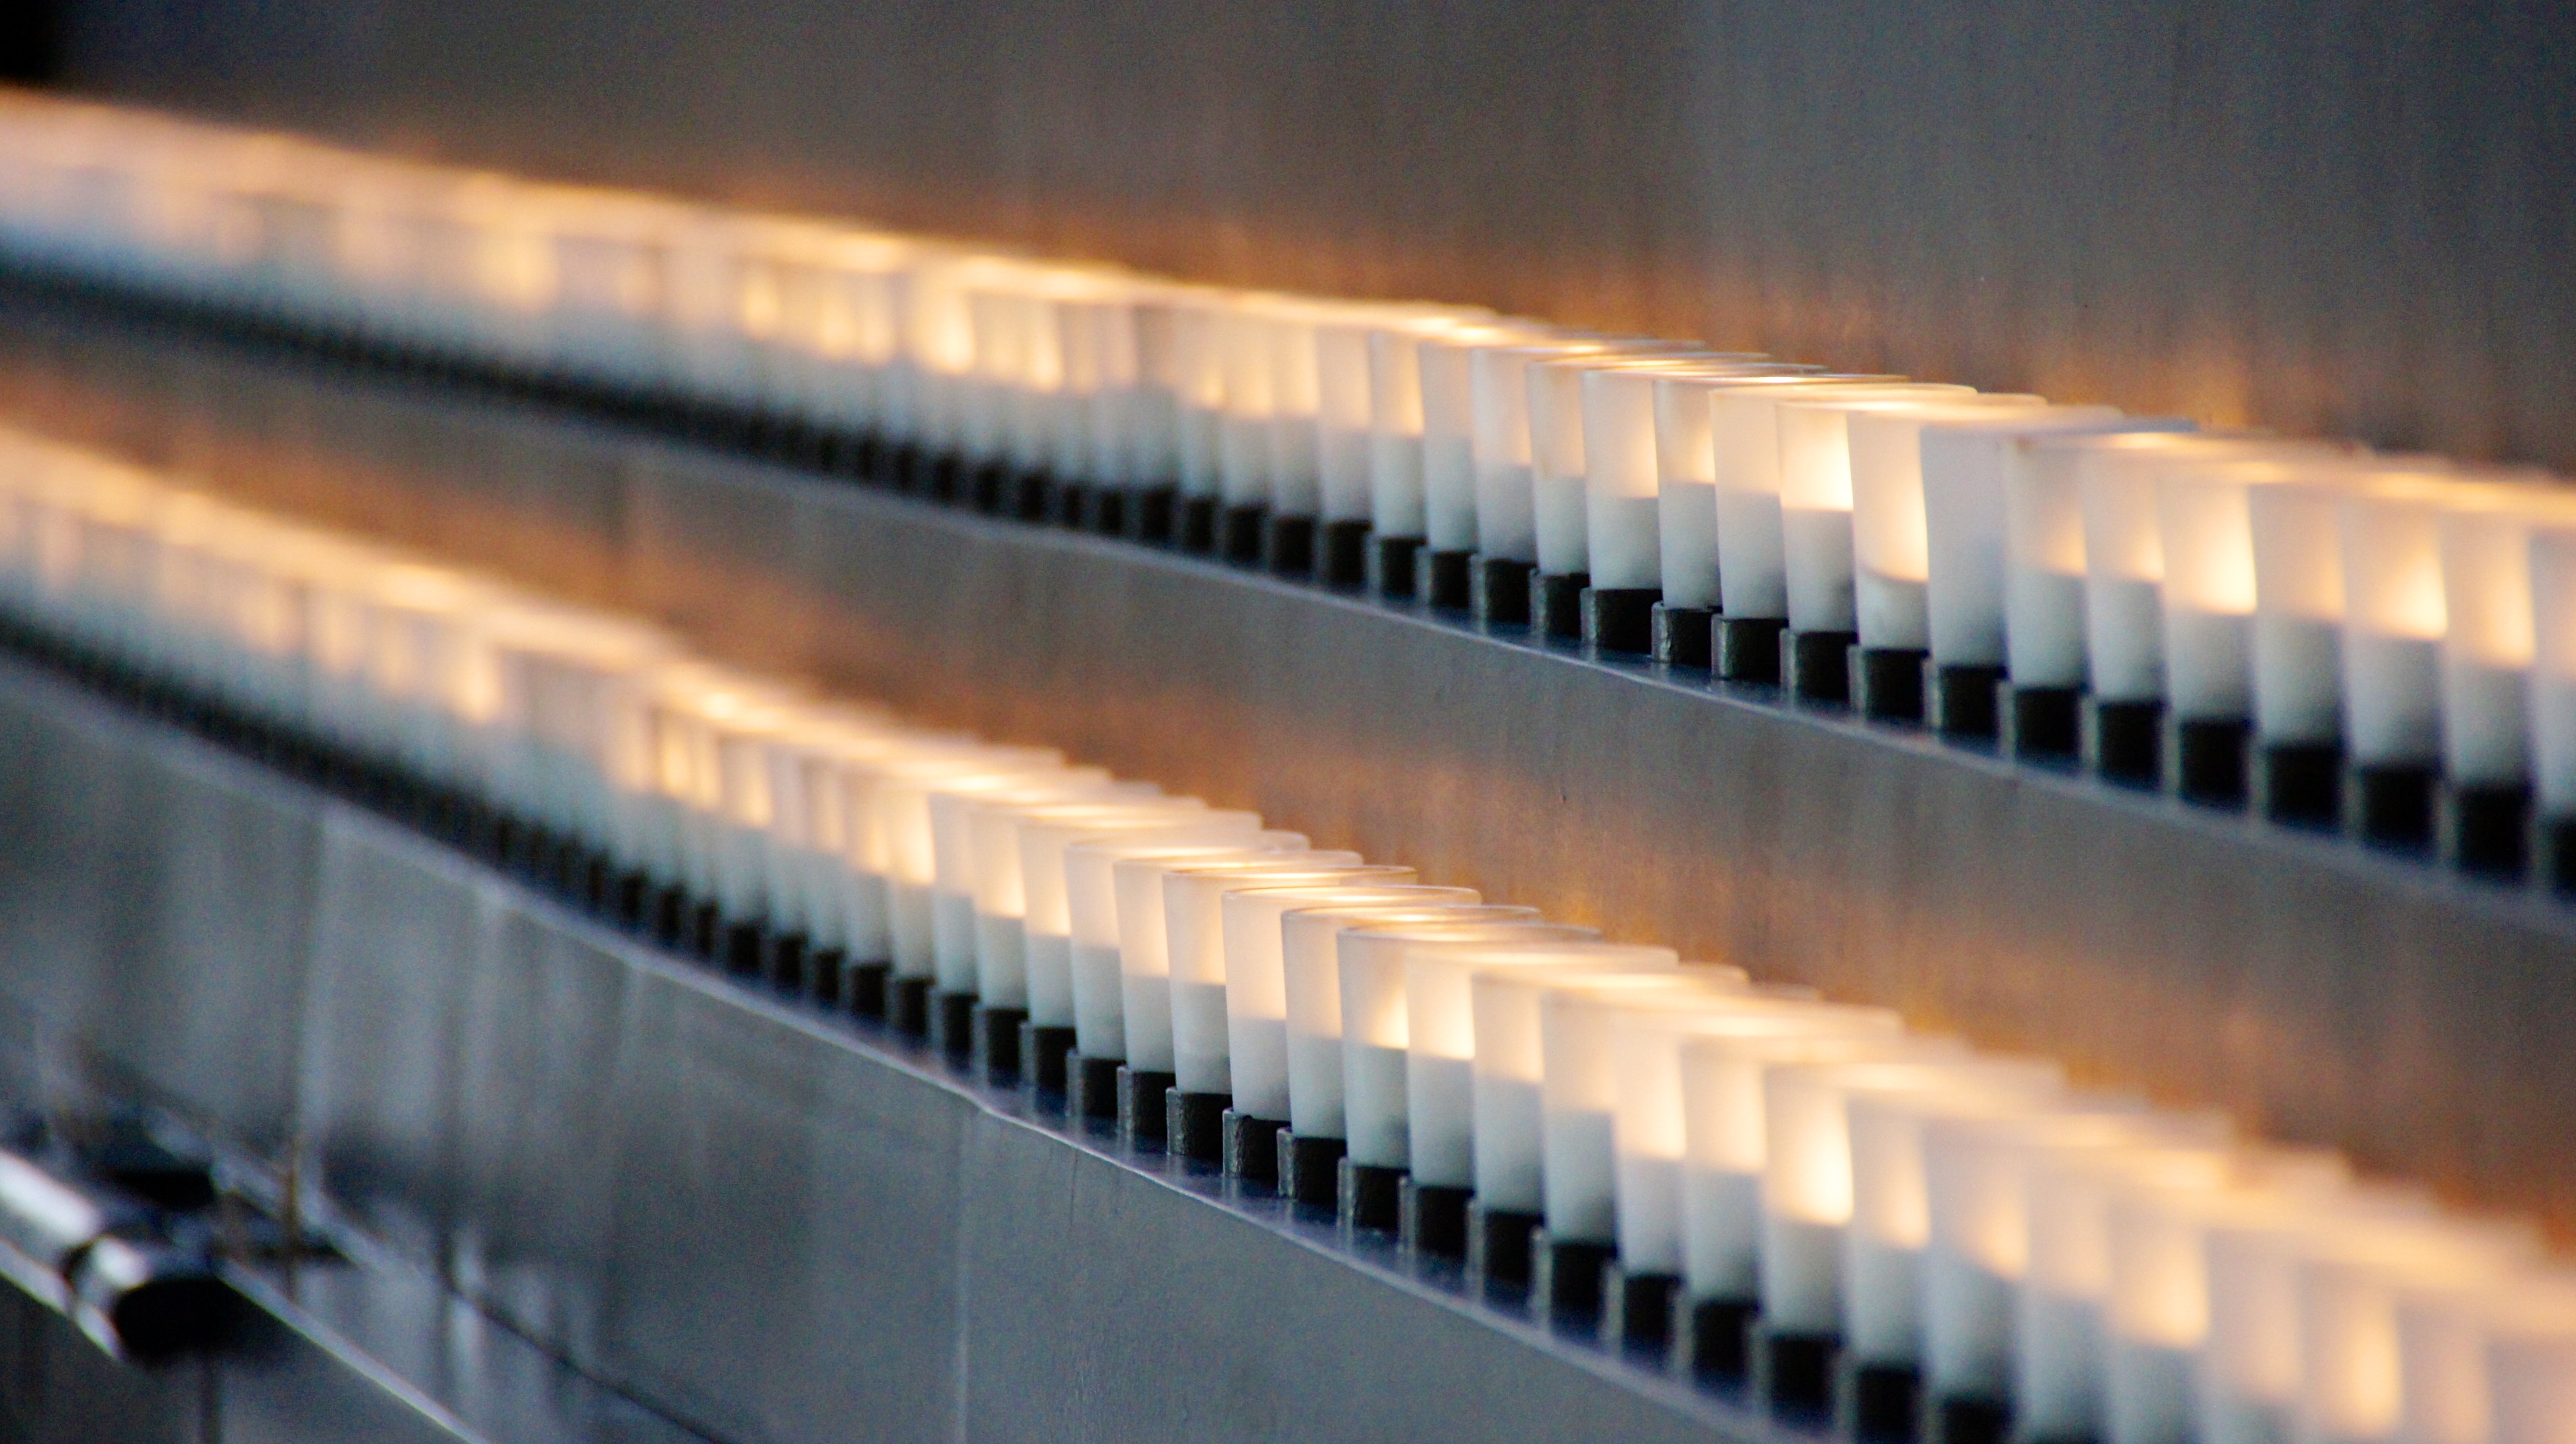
xmin=1368 ymin=316 xmax=1518 ymax=593
xmin=1847 ymin=400 xmax=2084 ymax=655
xmin=1163 ymin=859 xmax=1413 ymax=1102
xmin=1465 ymin=957 xmax=1704 ymax=1219
xmin=1526 ymin=354 xmax=1715 ymax=605
xmin=1281 ymin=902 xmax=1541 ymax=1144
xmin=2101 ymin=1150 xmax=2353 ymax=1444
xmin=2338 ymin=475 xmax=2464 ymax=780
xmin=1845 ymin=1089 xmax=2150 ymax=1386
xmin=1163 ymin=291 xmax=1232 ymax=549
xmin=1760 ymin=1055 xmax=2064 ymax=1354
xmin=1417 ymin=321 xmax=1559 ymax=599
xmin=1672 ymin=1021 xmax=1921 ymax=1325
xmin=1217 ymin=882 xmax=1480 ymax=1124
xmin=2016 ymin=1143 xmax=2240 ymax=1444
xmin=2294 ymin=1215 xmax=2537 ymax=1444
xmin=2488 ymin=1276 xmax=2576 ymax=1444
xmin=1260 ymin=300 xmax=1328 ymax=573
xmin=1061 ymin=827 xmax=1307 ymax=1072
xmin=2199 ymin=1189 xmax=2447 ymax=1444
xmin=1608 ymin=999 xmax=1892 ymax=1296
xmin=1535 ymin=979 xmax=1775 ymax=1256
xmin=1578 ymin=363 xmax=1788 ymax=649
xmin=1016 ymin=809 xmax=1263 ymax=1059
xmin=1468 ymin=336 xmax=1614 ymax=612
xmin=1917 ymin=1105 xmax=2230 ymax=1418
xmin=1111 ymin=847 xmax=1364 ymax=1077
xmin=1336 ymin=927 xmax=1631 ymax=1173
xmin=1713 ymin=383 xmax=1967 ymax=638
xmin=2154 ymin=454 xmax=2325 ymax=742
xmin=2438 ymin=485 xmax=2575 ymax=793
xmin=2248 ymin=457 xmax=2450 ymax=763
xmin=966 ymin=795 xmax=1209 ymax=1029
xmin=927 ymin=770 xmax=1159 ymax=1040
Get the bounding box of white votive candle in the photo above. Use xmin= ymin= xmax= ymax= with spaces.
xmin=1337 ymin=925 xmax=1619 ymax=1170
xmin=2338 ymin=474 xmax=2463 ymax=770
xmin=2016 ymin=1144 xmax=2240 ymax=1444
xmin=1715 ymin=383 xmax=1967 ymax=625
xmin=929 ymin=772 xmax=1157 ymax=996
xmin=1465 ymin=957 xmax=1705 ymax=1216
xmin=2438 ymin=484 xmax=2575 ymax=788
xmin=1219 ymin=883 xmax=1481 ymax=1122
xmin=1471 ymin=338 xmax=1607 ymax=566
xmin=2248 ymin=456 xmax=2445 ymax=749
xmin=969 ymin=796 xmax=1209 ymax=1012
xmin=1282 ymin=903 xmax=1541 ymax=1139
xmin=1761 ymin=1055 xmax=2063 ymax=1339
xmin=1017 ymin=809 xmax=1262 ymax=1031
xmin=1584 ymin=363 xmax=1780 ymax=593
xmin=1923 ymin=414 xmax=2190 ymax=673
xmin=1848 ymin=399 xmax=2081 ymax=651
xmin=1062 ymin=827 xmax=1307 ymax=1062
xmin=1115 ymin=849 xmax=1365 ymax=1074
xmin=1605 ymin=996 xmax=1874 ymax=1281
xmin=2295 ymin=1214 xmax=2536 ymax=1444
xmin=1164 ymin=860 xmax=1413 ymax=1095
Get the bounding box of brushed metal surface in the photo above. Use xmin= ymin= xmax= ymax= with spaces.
xmin=0 ymin=651 xmax=1821 ymax=1444
xmin=45 ymin=0 xmax=2576 ymax=469
xmin=0 ymin=290 xmax=2570 ymax=1240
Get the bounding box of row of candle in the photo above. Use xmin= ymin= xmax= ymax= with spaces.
xmin=0 ymin=419 xmax=2568 ymax=1444
xmin=0 ymin=97 xmax=2573 ymax=870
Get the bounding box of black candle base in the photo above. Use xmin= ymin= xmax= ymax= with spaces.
xmin=1066 ymin=1051 xmax=1122 ymax=1121
xmin=1052 ymin=479 xmax=1092 ymax=529
xmin=1651 ymin=604 xmax=1715 ymax=671
xmin=1926 ymin=1393 xmax=2012 ymax=1444
xmin=1754 ymin=1326 xmax=1840 ymax=1415
xmin=1848 ymin=645 xmax=1928 ymax=722
xmin=966 ymin=458 xmax=1009 ymax=514
xmin=613 ymin=870 xmax=652 ymax=930
xmin=2347 ymin=762 xmax=2438 ymax=851
xmin=2168 ymin=716 xmax=2251 ymax=809
xmin=690 ymin=902 xmax=722 ymax=961
xmin=651 ymin=884 xmax=687 ymax=947
xmin=1783 ymin=630 xmax=1858 ymax=705
xmin=1219 ymin=1110 xmax=1286 ymax=1183
xmin=1397 ymin=1178 xmax=1471 ymax=1260
xmin=1178 ymin=495 xmax=1220 ymax=554
xmin=766 ymin=931 xmax=809 ymax=993
xmin=2081 ymin=697 xmax=2162 ymax=788
xmin=1009 ymin=467 xmax=1054 ymax=523
xmin=1336 ymin=1157 xmax=1404 ymax=1233
xmin=1424 ymin=549 xmax=1475 ymax=611
xmin=1367 ymin=536 xmax=1425 ymax=600
xmin=1580 ymin=588 xmax=1658 ymax=657
xmin=1466 ymin=1201 xmax=1541 ymax=1293
xmin=807 ymin=946 xmax=845 ymax=1006
xmin=1530 ymin=1230 xmax=1614 ymax=1328
xmin=891 ymin=977 xmax=934 ymax=1038
xmin=1674 ymin=1295 xmax=1758 ymax=1383
xmin=1276 ymin=1131 xmax=1346 ymax=1209
xmin=1999 ymin=682 xmax=2081 ymax=760
xmin=1129 ymin=484 xmax=1178 ymax=545
xmin=1165 ymin=1089 xmax=1229 ymax=1164
xmin=1837 ymin=1359 xmax=1922 ymax=1443
xmin=1020 ymin=1023 xmax=1077 ymax=1095
xmin=848 ymin=961 xmax=891 ymax=1019
xmin=1084 ymin=484 xmax=1127 ymax=537
xmin=723 ymin=921 xmax=765 ymax=978
xmin=1470 ymin=554 xmax=1536 ymax=626
xmin=1717 ymin=617 xmax=1788 ymax=684
xmin=972 ymin=1004 xmax=1027 ymax=1082
xmin=1219 ymin=502 xmax=1269 ymax=565
xmin=1600 ymin=1262 xmax=1679 ymax=1357
xmin=2440 ymin=783 xmax=2531 ymax=879
xmin=1115 ymin=1066 xmax=1178 ymax=1149
xmin=931 ymin=988 xmax=978 ymax=1061
xmin=1263 ymin=514 xmax=1317 ymax=578
xmin=2255 ymin=741 xmax=2346 ymax=828
xmin=1318 ymin=520 xmax=1371 ymax=588
xmin=1530 ymin=570 xmax=1588 ymax=640
xmin=1925 ymin=662 xmax=2003 ymax=739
